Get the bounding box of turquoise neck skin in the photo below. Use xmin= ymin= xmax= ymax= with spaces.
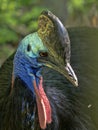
xmin=13 ymin=32 xmax=46 ymax=95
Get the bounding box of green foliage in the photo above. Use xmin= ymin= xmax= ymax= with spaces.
xmin=67 ymin=0 xmax=98 ymax=26
xmin=68 ymin=0 xmax=98 ymax=13
xmin=0 ymin=28 xmax=18 ymax=44
xmin=0 ymin=0 xmax=98 ymax=44
xmin=0 ymin=0 xmax=44 ymax=44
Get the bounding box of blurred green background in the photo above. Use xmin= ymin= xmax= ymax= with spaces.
xmin=0 ymin=0 xmax=98 ymax=65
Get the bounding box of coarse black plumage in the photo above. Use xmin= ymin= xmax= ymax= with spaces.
xmin=0 ymin=53 xmax=90 ymax=130
xmin=0 ymin=11 xmax=98 ymax=130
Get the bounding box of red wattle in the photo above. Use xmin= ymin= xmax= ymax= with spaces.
xmin=39 ymin=77 xmax=52 ymax=124
xmin=33 ymin=77 xmax=52 ymax=129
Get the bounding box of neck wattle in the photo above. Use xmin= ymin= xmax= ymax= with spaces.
xmin=33 ymin=77 xmax=52 ymax=129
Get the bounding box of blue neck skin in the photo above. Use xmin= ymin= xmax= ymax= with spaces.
xmin=13 ymin=51 xmax=42 ymax=95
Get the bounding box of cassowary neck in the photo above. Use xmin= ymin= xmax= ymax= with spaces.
xmin=13 ymin=51 xmax=41 ymax=94
xmin=13 ymin=51 xmax=52 ymax=129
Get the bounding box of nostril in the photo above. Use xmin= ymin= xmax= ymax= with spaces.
xmin=69 ymin=73 xmax=73 ymax=79
xmin=69 ymin=74 xmax=72 ymax=77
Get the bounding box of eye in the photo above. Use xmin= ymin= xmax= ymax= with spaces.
xmin=39 ymin=52 xmax=48 ymax=57
xmin=27 ymin=44 xmax=31 ymax=52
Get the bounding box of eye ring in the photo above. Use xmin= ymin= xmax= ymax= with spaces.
xmin=39 ymin=52 xmax=48 ymax=57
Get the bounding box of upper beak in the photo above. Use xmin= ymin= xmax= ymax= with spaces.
xmin=38 ymin=56 xmax=78 ymax=87
xmin=65 ymin=63 xmax=78 ymax=87
xmin=46 ymin=63 xmax=78 ymax=87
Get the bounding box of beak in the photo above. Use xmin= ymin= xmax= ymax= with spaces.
xmin=38 ymin=56 xmax=78 ymax=87
xmin=65 ymin=63 xmax=78 ymax=87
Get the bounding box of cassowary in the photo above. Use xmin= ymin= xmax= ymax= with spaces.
xmin=0 ymin=10 xmax=98 ymax=130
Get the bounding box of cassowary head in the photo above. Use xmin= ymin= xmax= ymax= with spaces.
xmin=13 ymin=10 xmax=78 ymax=129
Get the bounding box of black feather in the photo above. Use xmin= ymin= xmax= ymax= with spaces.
xmin=0 ymin=27 xmax=98 ymax=130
